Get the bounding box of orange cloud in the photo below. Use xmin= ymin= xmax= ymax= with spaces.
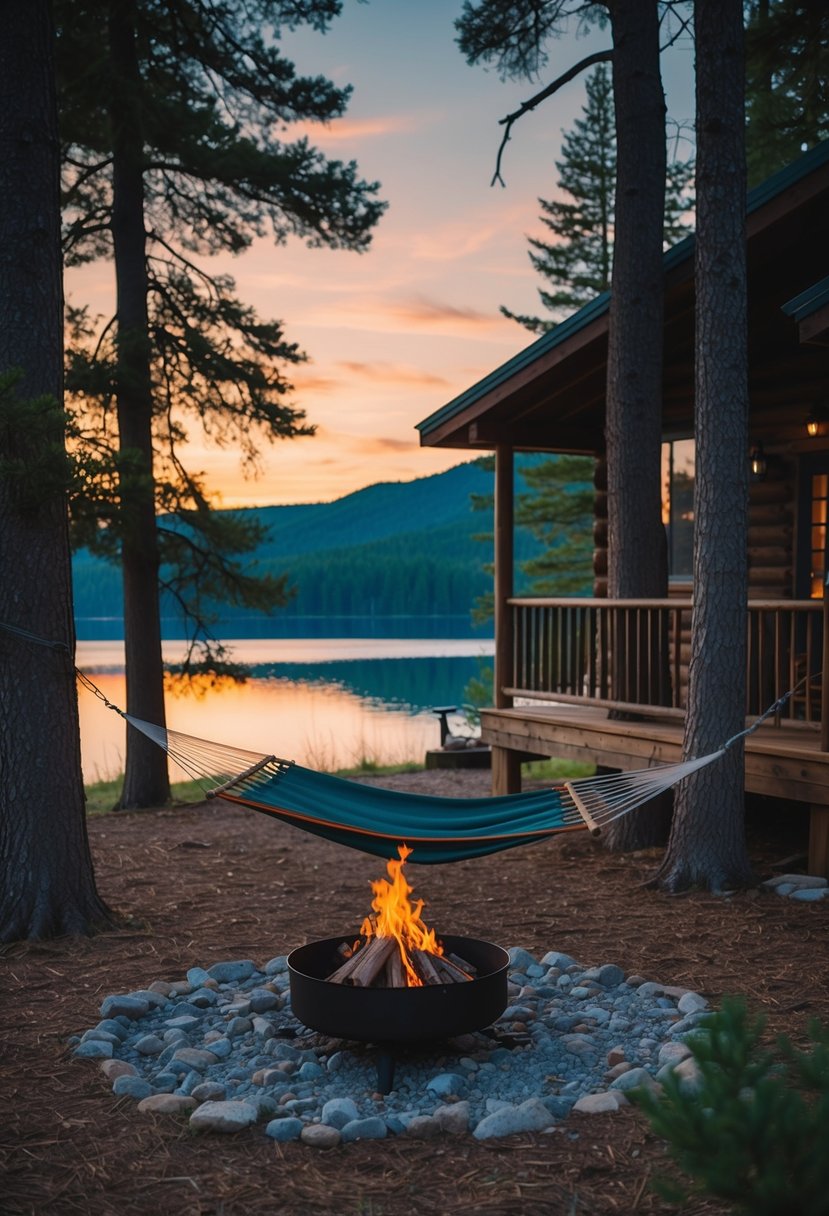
xmin=387 ymin=296 xmax=495 ymax=330
xmin=290 ymin=114 xmax=422 ymax=144
xmin=337 ymin=361 xmax=450 ymax=387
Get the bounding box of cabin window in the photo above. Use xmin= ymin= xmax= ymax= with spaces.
xmin=809 ymin=472 xmax=828 ymax=598
xmin=662 ymin=439 xmax=695 ymax=580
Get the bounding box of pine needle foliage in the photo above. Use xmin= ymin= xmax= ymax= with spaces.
xmin=634 ymin=997 xmax=829 ymax=1215
xmin=745 ymin=0 xmax=829 ymax=187
xmin=503 ymin=63 xmax=694 ymax=334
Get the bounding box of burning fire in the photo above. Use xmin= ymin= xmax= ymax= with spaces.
xmin=361 ymin=844 xmax=444 ymax=987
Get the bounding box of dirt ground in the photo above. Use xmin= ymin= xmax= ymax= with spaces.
xmin=2 ymin=768 xmax=828 ymax=1216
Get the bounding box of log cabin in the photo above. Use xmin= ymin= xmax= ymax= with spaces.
xmin=416 ymin=140 xmax=829 ymax=874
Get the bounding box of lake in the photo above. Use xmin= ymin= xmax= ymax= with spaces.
xmin=77 ymin=633 xmax=495 ymax=783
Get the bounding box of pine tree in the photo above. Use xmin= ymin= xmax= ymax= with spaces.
xmin=55 ymin=0 xmax=386 ymax=807
xmin=502 ymin=64 xmax=694 ymax=334
xmin=745 ymin=0 xmax=829 ymax=186
xmin=0 ymin=2 xmax=113 ymax=940
xmin=518 ymin=456 xmax=594 ymax=593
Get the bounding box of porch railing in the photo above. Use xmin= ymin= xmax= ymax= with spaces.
xmin=505 ymin=598 xmax=824 ymax=727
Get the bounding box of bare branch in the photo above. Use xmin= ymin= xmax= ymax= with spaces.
xmin=491 ymin=48 xmax=613 ymax=187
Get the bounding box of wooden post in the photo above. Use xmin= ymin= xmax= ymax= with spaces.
xmin=816 ymin=569 xmax=821 ymax=749
xmin=492 ymin=746 xmax=521 ymax=796
xmin=492 ymin=445 xmax=519 ymax=795
xmin=808 ymin=806 xmax=829 ymax=879
xmin=494 ymin=444 xmax=514 ymax=711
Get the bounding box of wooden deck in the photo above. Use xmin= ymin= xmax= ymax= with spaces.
xmin=480 ymin=703 xmax=829 ymax=874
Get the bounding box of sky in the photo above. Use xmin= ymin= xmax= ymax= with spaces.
xmin=66 ymin=0 xmax=695 ymax=509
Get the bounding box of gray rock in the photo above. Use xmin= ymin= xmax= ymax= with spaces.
xmin=171 ymin=1047 xmax=219 ymax=1071
xmin=540 ymin=950 xmax=579 ymax=970
xmin=100 ymin=1059 xmax=137 ymax=1081
xmin=677 ymin=991 xmax=708 ymax=1015
xmin=134 ymin=1034 xmax=165 ymax=1056
xmin=573 ymin=1092 xmax=626 ymax=1114
xmin=191 ymin=1082 xmax=227 ymax=1102
xmin=321 ymin=1097 xmax=359 ymax=1129
xmin=404 ymin=1115 xmax=441 ymax=1139
xmin=249 ymin=989 xmax=280 ymax=1014
xmin=340 ymin=1116 xmax=387 ymax=1142
xmin=164 ymin=1015 xmax=201 ymax=1031
xmin=206 ymin=960 xmax=257 ymax=984
xmin=434 ymin=1101 xmax=470 ymax=1135
xmin=508 ymin=947 xmax=540 ymax=974
xmin=426 ymin=1072 xmax=467 ymax=1098
xmin=189 ymin=988 xmax=218 ymax=1008
xmin=99 ymin=994 xmax=150 ymax=1020
xmin=74 ymin=1040 xmax=113 ymax=1059
xmin=189 ymin=1100 xmax=259 ymax=1132
xmin=137 ymin=1093 xmax=197 ymax=1115
xmin=763 ymin=873 xmax=828 ymax=890
xmin=300 ymin=1123 xmax=341 ymax=1148
xmin=266 ymin=1116 xmax=304 ymax=1142
xmin=609 ymin=1066 xmax=659 ymax=1094
xmin=112 ymin=1075 xmax=153 ymax=1100
xmin=580 ymin=964 xmax=625 ymax=988
xmin=473 ymin=1097 xmax=555 ymax=1140
xmin=791 ymin=887 xmax=828 ymax=902
xmin=81 ymin=1029 xmax=120 ymax=1046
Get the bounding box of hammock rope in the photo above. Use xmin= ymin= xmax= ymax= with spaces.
xmin=112 ymin=709 xmax=726 ymax=864
xmin=0 ymin=618 xmax=814 ymax=864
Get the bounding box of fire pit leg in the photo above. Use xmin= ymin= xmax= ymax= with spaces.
xmin=375 ymin=1049 xmax=396 ymax=1094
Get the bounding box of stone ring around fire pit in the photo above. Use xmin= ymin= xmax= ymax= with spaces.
xmin=288 ymin=934 xmax=510 ymax=1094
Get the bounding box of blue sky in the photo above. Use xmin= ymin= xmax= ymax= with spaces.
xmin=67 ymin=0 xmax=695 ymax=507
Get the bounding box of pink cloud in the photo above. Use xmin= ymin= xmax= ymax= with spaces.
xmin=337 ymin=361 xmax=450 ymax=387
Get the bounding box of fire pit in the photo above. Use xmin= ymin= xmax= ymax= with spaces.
xmin=287 ymin=846 xmax=510 ymax=1092
xmin=288 ymin=934 xmax=508 ymax=1092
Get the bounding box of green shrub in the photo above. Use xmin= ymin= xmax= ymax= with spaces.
xmin=634 ymin=996 xmax=829 ymax=1215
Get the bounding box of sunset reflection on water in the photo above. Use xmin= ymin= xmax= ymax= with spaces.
xmin=76 ymin=638 xmax=492 ymax=783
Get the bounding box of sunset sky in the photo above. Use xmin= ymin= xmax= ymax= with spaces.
xmin=66 ymin=0 xmax=695 ymax=508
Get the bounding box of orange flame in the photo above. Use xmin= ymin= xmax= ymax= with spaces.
xmin=361 ymin=844 xmax=443 ymax=986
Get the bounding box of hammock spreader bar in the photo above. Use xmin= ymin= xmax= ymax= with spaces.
xmin=120 ymin=712 xmax=727 ymax=864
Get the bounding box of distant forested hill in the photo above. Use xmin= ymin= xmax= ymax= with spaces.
xmin=71 ymin=459 xmax=543 ymax=634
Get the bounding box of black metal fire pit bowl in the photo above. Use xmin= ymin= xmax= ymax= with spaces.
xmin=288 ymin=934 xmax=509 ymax=1092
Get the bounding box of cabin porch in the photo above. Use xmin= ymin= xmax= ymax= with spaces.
xmin=484 ymin=596 xmax=829 ymax=876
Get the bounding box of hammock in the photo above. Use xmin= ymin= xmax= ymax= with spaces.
xmin=1 ymin=620 xmax=802 ymax=865
xmin=120 ymin=710 xmax=728 ymax=864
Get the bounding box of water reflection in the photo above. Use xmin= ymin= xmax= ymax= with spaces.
xmin=77 ymin=637 xmax=494 ymax=783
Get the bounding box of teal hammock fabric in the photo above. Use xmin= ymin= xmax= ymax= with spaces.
xmin=216 ymin=759 xmax=578 ymax=864
xmin=115 ymin=710 xmax=737 ymax=865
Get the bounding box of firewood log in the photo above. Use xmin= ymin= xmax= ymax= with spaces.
xmin=447 ymin=952 xmax=476 ymax=976
xmin=326 ymin=938 xmax=371 ymax=984
xmin=343 ymin=934 xmax=397 ymax=987
xmin=386 ymin=947 xmax=407 ymax=988
xmin=412 ymin=948 xmax=444 ymax=986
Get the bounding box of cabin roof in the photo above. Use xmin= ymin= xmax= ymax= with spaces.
xmin=417 ymin=141 xmax=829 ymax=452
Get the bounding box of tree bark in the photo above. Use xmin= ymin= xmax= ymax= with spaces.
xmin=655 ymin=0 xmax=753 ymax=892
xmin=0 ymin=1 xmax=113 ymax=940
xmin=605 ymin=0 xmax=667 ymax=602
xmin=108 ymin=0 xmax=170 ymax=808
xmin=602 ymin=0 xmax=670 ymax=849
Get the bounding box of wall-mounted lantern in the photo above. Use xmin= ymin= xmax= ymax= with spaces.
xmin=749 ymin=442 xmax=767 ymax=480
xmin=806 ymin=402 xmax=829 ymax=438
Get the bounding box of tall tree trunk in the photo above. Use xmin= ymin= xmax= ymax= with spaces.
xmin=0 ymin=1 xmax=113 ymax=940
xmin=655 ymin=0 xmax=753 ymax=892
xmin=602 ymin=0 xmax=670 ymax=848
xmin=108 ymin=0 xmax=170 ymax=808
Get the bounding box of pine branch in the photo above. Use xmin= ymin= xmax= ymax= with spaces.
xmin=491 ymin=48 xmax=613 ymax=186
